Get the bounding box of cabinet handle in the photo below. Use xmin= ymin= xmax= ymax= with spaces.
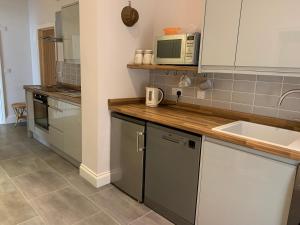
xmin=136 ymin=131 xmax=145 ymax=152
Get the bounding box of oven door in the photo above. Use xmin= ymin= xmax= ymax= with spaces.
xmin=154 ymin=34 xmax=187 ymax=65
xmin=33 ymin=98 xmax=49 ymax=130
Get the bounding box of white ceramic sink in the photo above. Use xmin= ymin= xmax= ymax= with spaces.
xmin=213 ymin=121 xmax=300 ymax=151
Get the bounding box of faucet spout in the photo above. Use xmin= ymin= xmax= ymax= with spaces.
xmin=278 ymin=89 xmax=300 ymax=106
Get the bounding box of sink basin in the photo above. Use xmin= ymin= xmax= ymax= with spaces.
xmin=213 ymin=121 xmax=300 ymax=151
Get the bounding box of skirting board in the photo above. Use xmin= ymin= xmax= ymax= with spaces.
xmin=80 ymin=164 xmax=111 ymax=188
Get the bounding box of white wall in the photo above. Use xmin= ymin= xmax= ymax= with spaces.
xmin=80 ymin=0 xmax=153 ymax=185
xmin=27 ymin=0 xmax=76 ymax=84
xmin=153 ymin=0 xmax=204 ymax=36
xmin=79 ymin=0 xmax=203 ymax=186
xmin=0 ymin=0 xmax=33 ymax=123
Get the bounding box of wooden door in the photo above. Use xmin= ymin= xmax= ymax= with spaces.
xmin=38 ymin=27 xmax=57 ymax=86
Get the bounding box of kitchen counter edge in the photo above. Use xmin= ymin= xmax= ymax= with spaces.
xmin=24 ymin=85 xmax=81 ymax=107
xmin=108 ymin=98 xmax=300 ymax=161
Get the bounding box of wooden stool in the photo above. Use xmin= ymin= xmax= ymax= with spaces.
xmin=12 ymin=103 xmax=27 ymax=127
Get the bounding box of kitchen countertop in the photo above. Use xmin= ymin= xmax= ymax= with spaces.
xmin=24 ymin=85 xmax=81 ymax=106
xmin=108 ymin=98 xmax=300 ymax=161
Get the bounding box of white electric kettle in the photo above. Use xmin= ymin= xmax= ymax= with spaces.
xmin=146 ymin=87 xmax=164 ymax=107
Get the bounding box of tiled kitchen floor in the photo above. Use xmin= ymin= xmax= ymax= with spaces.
xmin=0 ymin=124 xmax=173 ymax=225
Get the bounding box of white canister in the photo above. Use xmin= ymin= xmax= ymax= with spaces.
xmin=143 ymin=50 xmax=153 ymax=65
xmin=134 ymin=50 xmax=144 ymax=64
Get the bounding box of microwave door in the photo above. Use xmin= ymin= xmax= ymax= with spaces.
xmin=155 ymin=36 xmax=186 ymax=65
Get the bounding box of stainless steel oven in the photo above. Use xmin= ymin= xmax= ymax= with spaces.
xmin=33 ymin=93 xmax=49 ymax=130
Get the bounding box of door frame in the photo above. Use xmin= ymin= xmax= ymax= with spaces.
xmin=38 ymin=26 xmax=57 ymax=86
xmin=0 ymin=31 xmax=6 ymax=124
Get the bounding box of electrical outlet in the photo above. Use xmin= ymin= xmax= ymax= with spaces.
xmin=197 ymin=90 xmax=206 ymax=99
xmin=172 ymin=88 xmax=183 ymax=96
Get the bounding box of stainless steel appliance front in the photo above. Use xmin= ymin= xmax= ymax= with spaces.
xmin=110 ymin=113 xmax=145 ymax=202
xmin=145 ymin=123 xmax=201 ymax=225
xmin=154 ymin=33 xmax=201 ymax=65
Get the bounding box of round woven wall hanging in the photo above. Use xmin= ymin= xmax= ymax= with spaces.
xmin=121 ymin=1 xmax=139 ymax=27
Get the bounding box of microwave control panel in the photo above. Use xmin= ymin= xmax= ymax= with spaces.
xmin=185 ymin=33 xmax=201 ymax=65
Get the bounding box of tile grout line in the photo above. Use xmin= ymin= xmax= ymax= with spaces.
xmin=128 ymin=210 xmax=153 ymax=225
xmin=0 ymin=164 xmax=48 ymax=225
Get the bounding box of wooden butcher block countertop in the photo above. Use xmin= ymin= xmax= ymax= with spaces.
xmin=108 ymin=98 xmax=300 ymax=161
xmin=24 ymin=85 xmax=81 ymax=106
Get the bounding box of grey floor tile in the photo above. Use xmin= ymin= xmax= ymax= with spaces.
xmin=129 ymin=211 xmax=174 ymax=225
xmin=1 ymin=156 xmax=50 ymax=177
xmin=44 ymin=155 xmax=77 ymax=175
xmin=25 ymin=142 xmax=57 ymax=160
xmin=64 ymin=172 xmax=110 ymax=196
xmin=0 ymin=190 xmax=36 ymax=225
xmin=76 ymin=212 xmax=119 ymax=225
xmin=13 ymin=170 xmax=69 ymax=200
xmin=0 ymin=167 xmax=17 ymax=194
xmin=0 ymin=143 xmax=34 ymax=161
xmin=31 ymin=187 xmax=98 ymax=225
xmin=17 ymin=217 xmax=45 ymax=225
xmin=90 ymin=187 xmax=150 ymax=225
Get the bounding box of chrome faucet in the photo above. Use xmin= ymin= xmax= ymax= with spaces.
xmin=278 ymin=89 xmax=300 ymax=106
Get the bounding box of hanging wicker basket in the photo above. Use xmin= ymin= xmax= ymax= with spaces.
xmin=121 ymin=1 xmax=139 ymax=27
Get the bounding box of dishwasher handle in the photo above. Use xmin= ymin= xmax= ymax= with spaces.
xmin=136 ymin=131 xmax=145 ymax=153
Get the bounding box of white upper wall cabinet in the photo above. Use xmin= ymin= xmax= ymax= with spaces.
xmin=236 ymin=0 xmax=300 ymax=69
xmin=200 ymin=0 xmax=242 ymax=67
xmin=62 ymin=2 xmax=80 ymax=63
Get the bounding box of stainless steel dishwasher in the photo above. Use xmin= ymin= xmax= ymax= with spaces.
xmin=110 ymin=113 xmax=145 ymax=202
xmin=145 ymin=123 xmax=201 ymax=225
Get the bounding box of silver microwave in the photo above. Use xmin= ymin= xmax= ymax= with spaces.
xmin=154 ymin=33 xmax=201 ymax=65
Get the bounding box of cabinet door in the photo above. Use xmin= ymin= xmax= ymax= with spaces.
xmin=63 ymin=102 xmax=81 ymax=162
xmin=26 ymin=91 xmax=34 ymax=131
xmin=62 ymin=3 xmax=80 ymax=62
xmin=197 ymin=140 xmax=296 ymax=225
xmin=236 ymin=0 xmax=300 ymax=69
xmin=49 ymin=126 xmax=64 ymax=151
xmin=200 ymin=0 xmax=242 ymax=67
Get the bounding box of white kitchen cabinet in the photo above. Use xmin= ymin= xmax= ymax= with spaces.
xmin=62 ymin=2 xmax=80 ymax=63
xmin=25 ymin=91 xmax=34 ymax=133
xmin=49 ymin=126 xmax=64 ymax=151
xmin=236 ymin=0 xmax=300 ymax=71
xmin=197 ymin=138 xmax=297 ymax=225
xmin=63 ymin=102 xmax=81 ymax=162
xmin=200 ymin=0 xmax=242 ymax=68
xmin=48 ymin=97 xmax=82 ymax=162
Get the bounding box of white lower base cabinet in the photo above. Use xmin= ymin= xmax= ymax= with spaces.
xmin=48 ymin=98 xmax=82 ymax=163
xmin=197 ymin=138 xmax=297 ymax=225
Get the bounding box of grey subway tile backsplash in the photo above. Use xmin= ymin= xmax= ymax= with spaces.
xmin=212 ymin=90 xmax=232 ymax=102
xmin=234 ymin=74 xmax=257 ymax=81
xmin=214 ymin=73 xmax=233 ymax=80
xmin=231 ymin=103 xmax=252 ymax=113
xmin=254 ymin=95 xmax=279 ymax=108
xmin=232 ymin=92 xmax=254 ymax=105
xmin=257 ymin=75 xmax=283 ymax=83
xmin=149 ymin=71 xmax=300 ymax=121
xmin=57 ymin=62 xmax=81 ymax=86
xmin=213 ymin=79 xmax=233 ymax=91
xmin=255 ymin=82 xmax=282 ymax=96
xmin=233 ymin=80 xmax=256 ymax=93
xmin=283 ymin=76 xmax=300 ymax=84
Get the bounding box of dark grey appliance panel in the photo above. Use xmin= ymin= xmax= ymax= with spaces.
xmin=145 ymin=123 xmax=201 ymax=225
xmin=287 ymin=164 xmax=300 ymax=225
xmin=110 ymin=113 xmax=145 ymax=202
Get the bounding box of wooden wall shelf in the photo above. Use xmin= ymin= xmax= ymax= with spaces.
xmin=127 ymin=64 xmax=199 ymax=72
